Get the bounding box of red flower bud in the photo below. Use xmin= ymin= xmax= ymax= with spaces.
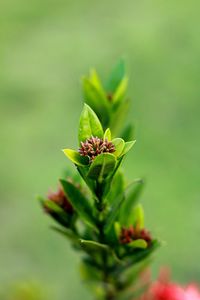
xmin=119 ymin=225 xmax=152 ymax=245
xmin=47 ymin=186 xmax=73 ymax=214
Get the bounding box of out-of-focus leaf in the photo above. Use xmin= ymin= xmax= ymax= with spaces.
xmin=80 ymin=239 xmax=122 ymax=264
xmin=82 ymin=77 xmax=110 ymax=129
xmin=114 ymin=222 xmax=121 ymax=238
xmin=106 ymin=59 xmax=126 ymax=93
xmin=51 ymin=226 xmax=79 ymax=243
xmin=60 ymin=179 xmax=97 ymax=230
xmin=78 ymin=104 xmax=104 ymax=143
xmin=89 ymin=69 xmax=107 ymax=98
xmin=122 ymin=240 xmax=160 ymax=263
xmin=40 ymin=198 xmax=63 ymax=213
xmin=112 ymin=138 xmax=125 ymax=157
xmin=104 ymin=191 xmax=125 ymax=233
xmin=120 ymin=179 xmax=144 ymax=226
xmin=128 ymin=239 xmax=148 ymax=249
xmin=128 ymin=204 xmax=144 ymax=228
xmin=79 ymin=239 xmax=109 ymax=252
xmin=110 ymin=98 xmax=131 ymax=137
xmin=87 ymin=153 xmax=116 ymax=180
xmin=103 ymin=128 xmax=111 ymax=141
xmin=63 ymin=149 xmax=89 ymax=166
xmin=118 ymin=257 xmax=152 ymax=290
xmin=38 ymin=197 xmax=71 ymax=228
xmin=80 ymin=260 xmax=102 ymax=282
xmin=113 ymin=76 xmax=128 ymax=104
xmin=120 ymin=123 xmax=135 ymax=141
xmin=107 ymin=170 xmax=125 ymax=205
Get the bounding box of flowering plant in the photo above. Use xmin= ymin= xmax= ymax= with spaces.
xmin=39 ymin=60 xmax=160 ymax=300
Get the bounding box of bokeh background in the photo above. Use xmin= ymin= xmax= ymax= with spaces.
xmin=1 ymin=1 xmax=200 ymax=299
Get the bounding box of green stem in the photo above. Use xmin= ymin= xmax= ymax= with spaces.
xmin=95 ymin=180 xmax=117 ymax=300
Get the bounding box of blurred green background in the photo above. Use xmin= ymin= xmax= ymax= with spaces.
xmin=1 ymin=0 xmax=200 ymax=299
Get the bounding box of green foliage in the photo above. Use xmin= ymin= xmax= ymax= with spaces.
xmin=60 ymin=179 xmax=97 ymax=230
xmin=112 ymin=138 xmax=125 ymax=157
xmin=62 ymin=149 xmax=89 ymax=166
xmin=105 ymin=59 xmax=126 ymax=93
xmin=87 ymin=153 xmax=116 ymax=180
xmin=104 ymin=128 xmax=112 ymax=140
xmin=82 ymin=60 xmax=132 ymax=137
xmin=82 ymin=71 xmax=110 ymax=128
xmin=39 ymin=61 xmax=160 ymax=300
xmin=79 ymin=103 xmax=104 ymax=143
xmin=120 ymin=179 xmax=144 ymax=226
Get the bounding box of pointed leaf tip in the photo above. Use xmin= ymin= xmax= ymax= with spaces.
xmin=78 ymin=104 xmax=104 ymax=143
xmin=63 ymin=148 xmax=89 ymax=166
xmin=104 ymin=128 xmax=112 ymax=141
xmin=119 ymin=140 xmax=136 ymax=157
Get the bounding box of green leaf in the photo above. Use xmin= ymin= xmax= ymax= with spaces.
xmin=128 ymin=204 xmax=144 ymax=228
xmin=42 ymin=199 xmax=63 ymax=213
xmin=60 ymin=179 xmax=97 ymax=230
xmin=110 ymin=98 xmax=131 ymax=136
xmin=122 ymin=240 xmax=160 ymax=263
xmin=119 ymin=257 xmax=152 ymax=290
xmin=80 ymin=239 xmax=122 ymax=264
xmin=112 ymin=138 xmax=125 ymax=157
xmin=113 ymin=76 xmax=128 ymax=104
xmin=102 ymin=156 xmax=124 ymax=198
xmin=107 ymin=170 xmax=125 ymax=205
xmin=77 ymin=166 xmax=96 ymax=193
xmin=128 ymin=239 xmax=148 ymax=249
xmin=87 ymin=153 xmax=116 ymax=180
xmin=51 ymin=226 xmax=79 ymax=243
xmin=103 ymin=128 xmax=111 ymax=141
xmin=106 ymin=59 xmax=126 ymax=93
xmin=38 ymin=197 xmax=71 ymax=228
xmin=119 ymin=140 xmax=136 ymax=157
xmin=78 ymin=104 xmax=104 ymax=143
xmin=104 ymin=191 xmax=125 ymax=233
xmin=89 ymin=69 xmax=106 ymax=97
xmin=80 ymin=260 xmax=102 ymax=283
xmin=63 ymin=149 xmax=89 ymax=166
xmin=82 ymin=78 xmax=110 ymax=129
xmin=120 ymin=179 xmax=144 ymax=226
xmin=114 ymin=222 xmax=121 ymax=238
xmin=120 ymin=124 xmax=135 ymax=141
xmin=79 ymin=239 xmax=109 ymax=252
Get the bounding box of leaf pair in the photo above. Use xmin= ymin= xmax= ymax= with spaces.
xmin=83 ymin=60 xmax=128 ymax=132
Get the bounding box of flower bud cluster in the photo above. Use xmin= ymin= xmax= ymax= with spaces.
xmin=79 ymin=136 xmax=115 ymax=161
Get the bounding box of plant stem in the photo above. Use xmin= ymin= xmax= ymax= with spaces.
xmin=95 ymin=181 xmax=117 ymax=300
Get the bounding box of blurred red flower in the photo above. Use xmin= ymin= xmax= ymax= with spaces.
xmin=140 ymin=270 xmax=200 ymax=300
